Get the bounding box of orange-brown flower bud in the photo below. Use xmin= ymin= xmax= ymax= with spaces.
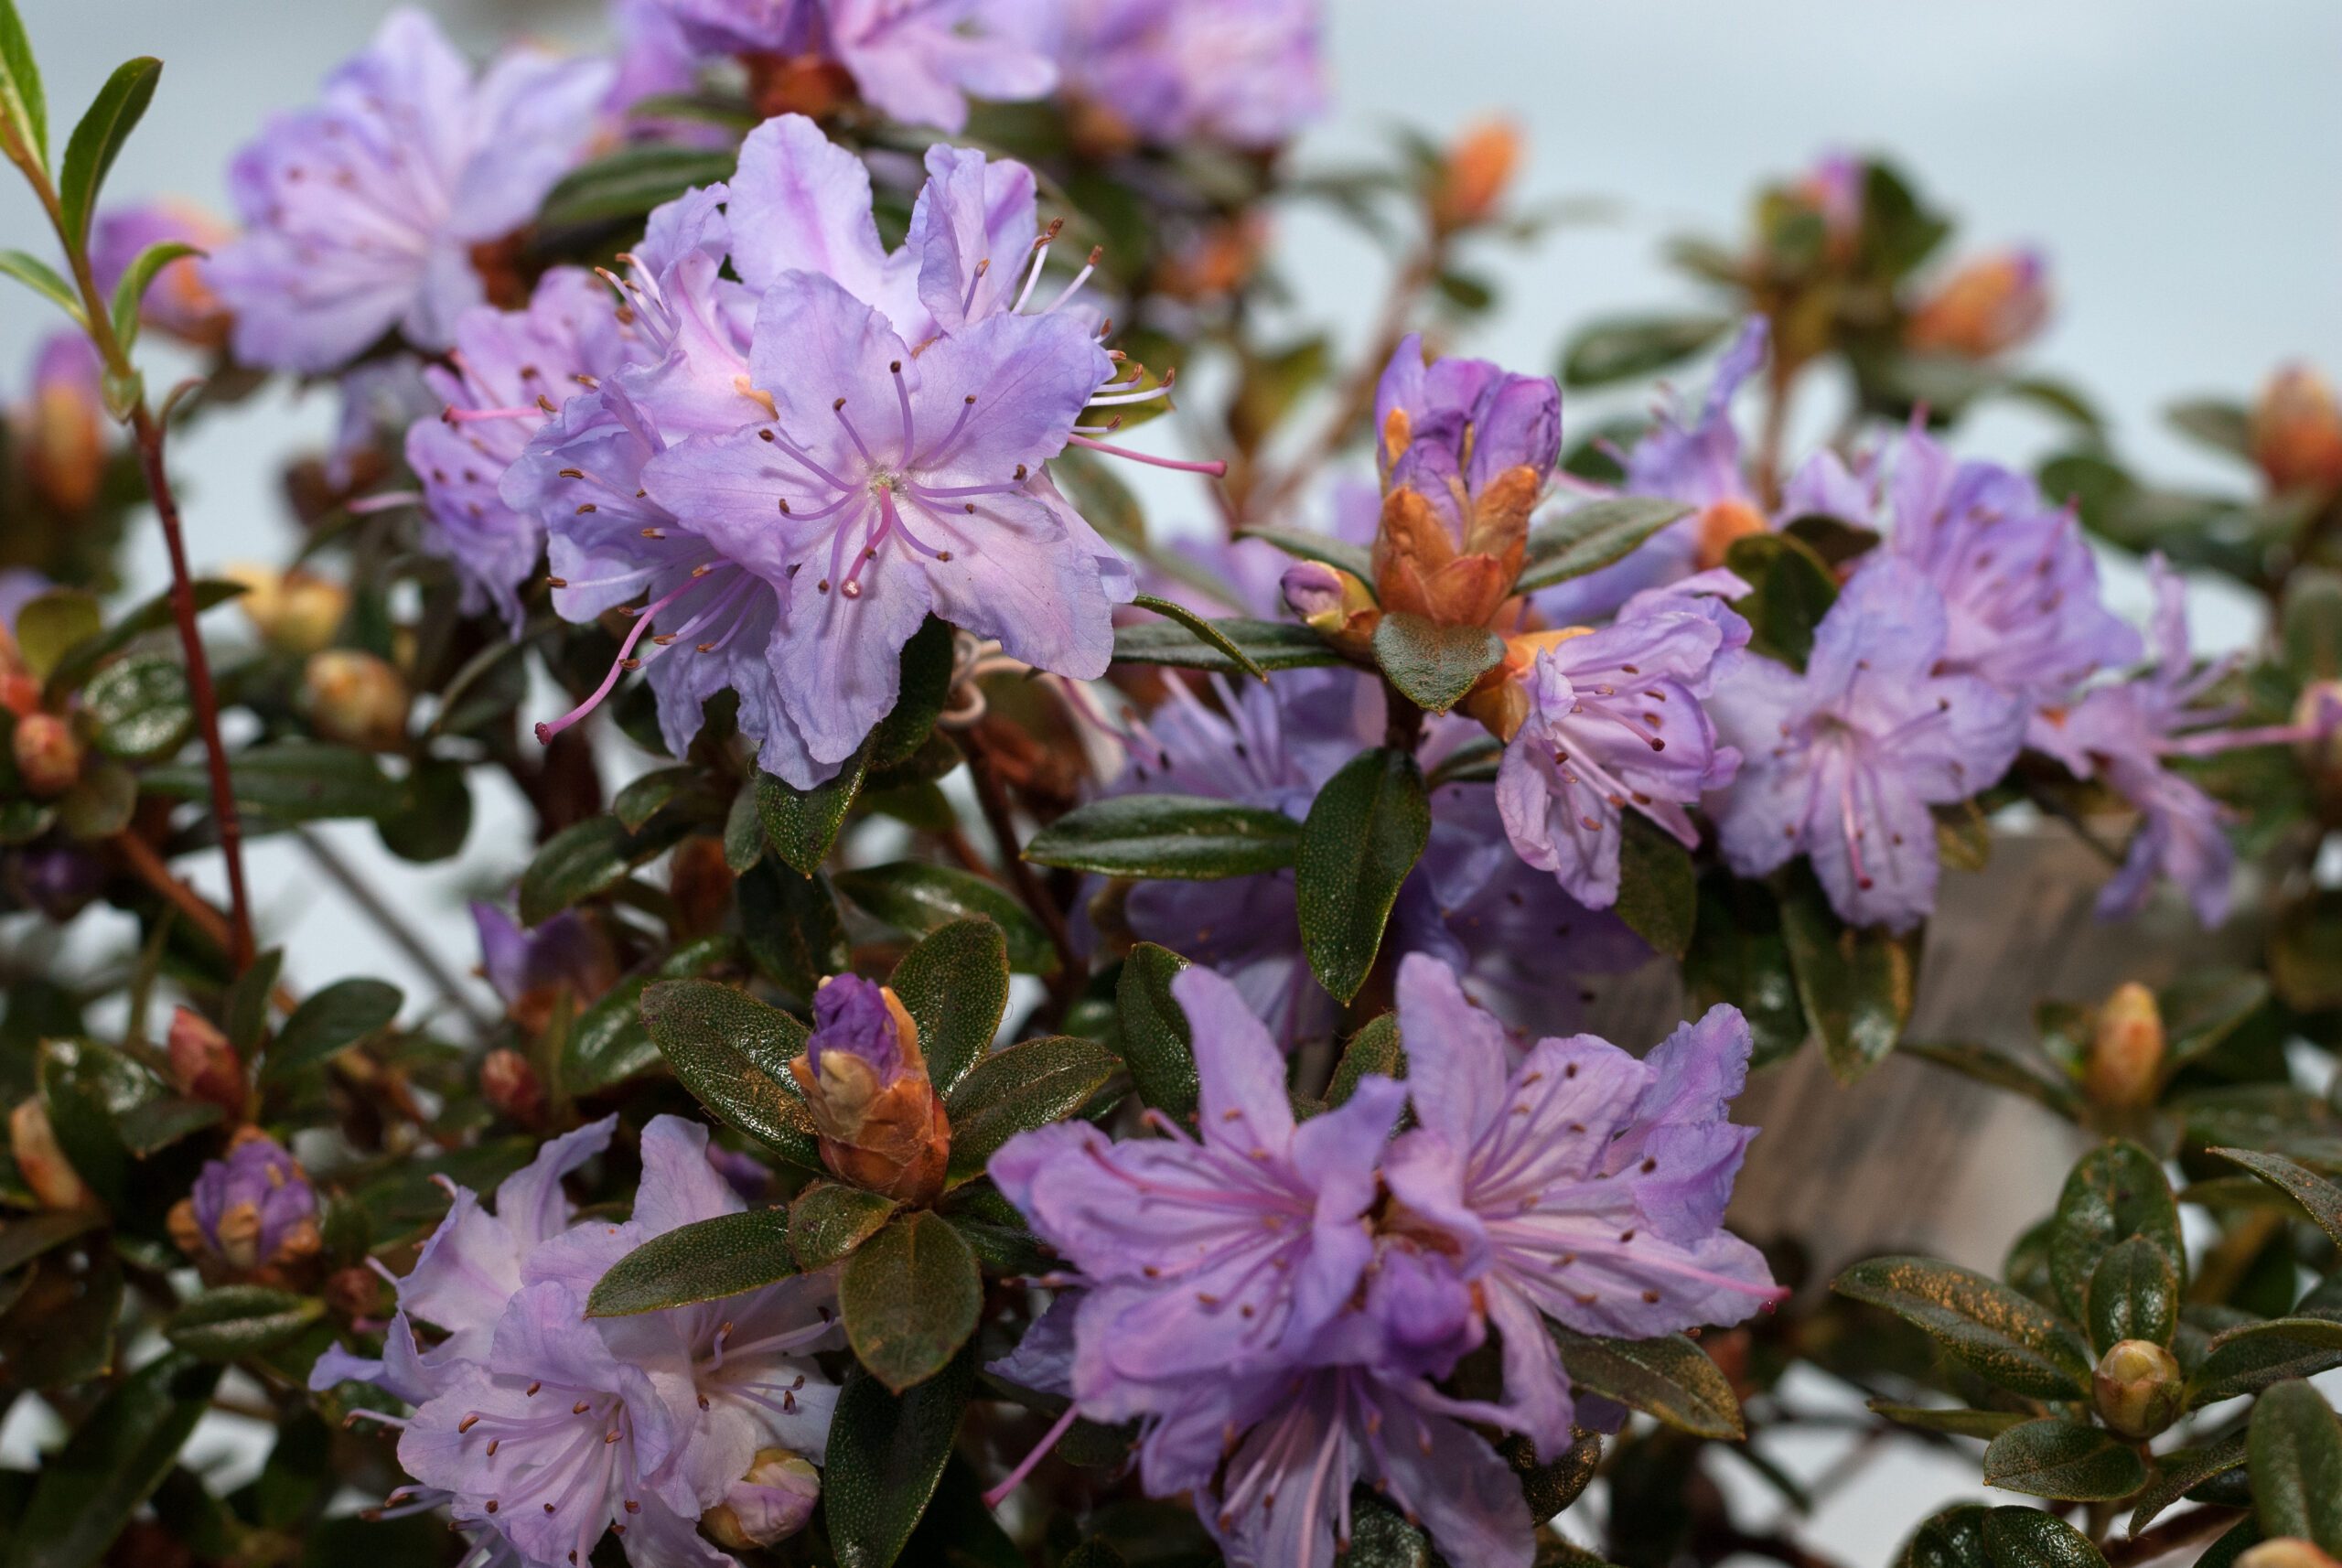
xmin=1281 ymin=561 xmax=1380 ymax=658
xmin=2238 ymin=1541 xmax=2342 ymax=1568
xmin=1370 ymin=481 xmax=1529 ymax=631
xmin=18 ymin=336 xmax=109 ymax=514
xmin=2090 ymin=1338 xmax=2182 ymax=1439
xmin=167 ymin=1006 xmax=247 ymax=1117
xmin=1459 ymin=627 xmax=1595 ymax=743
xmin=788 ymin=975 xmax=951 ymax=1205
xmin=10 ymin=1099 xmax=94 ymax=1210
xmin=1905 ymin=250 xmax=2050 ymax=360
xmin=742 ymin=51 xmax=857 ymax=123
xmin=1434 ymin=118 xmax=1521 ymax=231
xmin=12 ymin=712 xmax=83 ymax=797
xmin=1693 ymin=498 xmax=1771 ymax=573
xmin=2251 ymin=364 xmax=2342 ymax=495
xmin=227 ymin=564 xmax=349 ymax=655
xmin=2084 ymin=982 xmax=2164 ymax=1110
xmin=302 ymin=650 xmax=409 ymax=751
xmin=480 ymin=1047 xmax=546 ymax=1128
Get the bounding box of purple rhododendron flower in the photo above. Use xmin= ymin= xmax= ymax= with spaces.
xmin=647 ymin=0 xmax=1056 ymax=132
xmin=1852 ymin=426 xmax=2140 ymax=714
xmin=806 ymin=973 xmax=902 ymax=1083
xmin=186 ymin=1133 xmax=317 ymax=1269
xmin=411 ymin=270 xmax=644 ymax=628
xmin=1375 ymin=330 xmax=1561 ymax=522
xmin=316 ymin=1117 xmax=842 ymax=1568
xmin=212 ymin=9 xmax=613 ymax=372
xmin=1018 ymin=0 xmax=1327 ymax=149
xmin=1380 ymin=956 xmax=1783 ymax=1455
xmin=471 ymin=902 xmax=613 ymax=1013
xmin=1496 ymin=601 xmax=1746 ymax=909
xmin=1711 ymin=560 xmax=2027 ymax=930
xmin=2034 ymin=554 xmax=2328 ymax=926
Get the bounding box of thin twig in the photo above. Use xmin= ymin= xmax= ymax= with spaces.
xmin=959 ymin=727 xmax=1083 ymax=1015
xmin=294 ymin=826 xmax=494 ymax=1034
xmin=2104 ymin=1506 xmax=2241 ymax=1567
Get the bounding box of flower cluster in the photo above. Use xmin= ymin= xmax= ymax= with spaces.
xmin=312 ymin=1116 xmax=842 ymax=1568
xmin=992 ymin=957 xmax=1781 ymax=1565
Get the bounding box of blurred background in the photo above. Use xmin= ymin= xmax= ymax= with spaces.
xmin=2 ymin=0 xmax=2337 ymax=1550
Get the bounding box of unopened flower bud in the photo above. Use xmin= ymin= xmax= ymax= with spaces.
xmin=1694 ymin=498 xmax=1771 ymax=572
xmin=1282 ymin=561 xmax=1379 ymax=657
xmin=226 ymin=564 xmax=349 ymax=655
xmin=302 ymin=650 xmax=409 ymax=751
xmin=9 ymin=1099 xmax=94 ymax=1210
xmin=790 ymin=974 xmax=951 ymax=1204
xmin=2251 ymin=364 xmax=2342 ymax=495
xmin=480 ymin=1047 xmax=545 ymax=1127
xmin=1905 ymin=250 xmax=2050 ymax=360
xmin=2084 ymin=982 xmax=2164 ymax=1109
xmin=1434 ymin=118 xmax=1521 ymax=231
xmin=701 ymin=1448 xmax=820 ymax=1550
xmin=2090 ymin=1338 xmax=2182 ymax=1439
xmin=2238 ymin=1541 xmax=2342 ymax=1568
xmin=17 ymin=335 xmax=108 ymax=514
xmin=13 ymin=712 xmax=84 ymax=796
xmin=168 ymin=1128 xmax=321 ymax=1279
xmin=167 ymin=1006 xmax=246 ymax=1116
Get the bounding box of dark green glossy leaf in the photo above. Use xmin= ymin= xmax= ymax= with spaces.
xmin=4 ymin=1351 xmax=220 ymax=1568
xmin=2213 ymin=1146 xmax=2342 ymax=1249
xmin=1115 ymin=941 xmax=1197 ymax=1120
xmin=59 ymin=57 xmax=158 ymax=245
xmin=639 ymin=980 xmax=820 ymax=1168
xmin=518 ymin=812 xmax=689 ymax=926
xmin=2129 ymin=1433 xmax=2247 ymax=1534
xmin=835 ymin=862 xmax=1054 ymax=974
xmin=1778 ymin=865 xmax=1915 ymax=1082
xmin=2049 ymin=1140 xmax=2181 ymax=1322
xmin=1900 ymin=1504 xmax=1991 ymax=1568
xmin=263 ymin=978 xmax=401 ymax=1080
xmin=1550 ymin=1327 xmax=1743 ymax=1439
xmin=1725 ymin=532 xmax=1839 ymax=671
xmin=1232 ymin=526 xmax=1373 ymax=586
xmin=564 ymin=977 xmax=656 ymax=1095
xmin=873 ymin=616 xmax=957 ymax=768
xmin=41 ymin=579 xmax=243 ymax=700
xmin=1131 ymin=594 xmax=1269 ymax=681
xmin=81 ymin=654 xmax=188 ymax=760
xmin=944 ymin=1034 xmax=1120 ymax=1185
xmin=1327 ymin=1013 xmax=1403 ymax=1110
xmin=1977 ymin=1507 xmax=2109 ymax=1568
xmin=1561 ymin=313 xmax=1733 ymax=388
xmin=1296 ymin=746 xmax=1429 ymax=1003
xmin=0 ymin=1209 xmax=102 ymax=1276
xmin=886 ymin=918 xmax=1008 ymax=1095
xmin=538 ymin=143 xmax=736 ymax=228
xmin=2251 ymin=1378 xmax=2342 ymax=1550
xmin=1024 ymin=792 xmax=1302 ymax=879
xmin=2190 ymin=1316 xmax=2342 ymax=1405
xmin=1616 ymin=812 xmax=1697 ymax=961
xmin=1868 ymin=1402 xmax=2029 ymax=1439
xmin=823 ymin=1356 xmax=972 ymax=1568
xmin=841 ymin=1212 xmax=982 ymax=1392
xmin=722 ymin=774 xmax=763 ymax=872
xmin=145 ymin=739 xmax=402 ymax=823
xmin=163 ymin=1286 xmax=323 ymax=1361
xmin=1833 ymin=1255 xmax=2093 ymax=1399
xmin=790 ymin=1182 xmax=896 ymax=1272
xmin=1370 ymin=611 xmax=1503 ymax=713
xmin=612 ymin=765 xmax=698 ymax=832
xmin=1981 ymin=1419 xmax=2148 ymax=1501
xmin=223 ymin=947 xmax=283 ymax=1054
xmin=1685 ymin=873 xmax=1807 ymax=1067
xmin=1517 ymin=496 xmax=1695 ymax=591
xmin=1111 ymin=616 xmax=1344 ymax=674
xmin=757 ymin=745 xmax=870 ymax=876
xmin=738 ymin=861 xmax=848 ymax=1002
xmin=375 ymin=757 xmax=472 ymax=863
xmin=587 ymin=1208 xmax=794 ymax=1316
xmin=2086 ymin=1234 xmax=2176 ymax=1353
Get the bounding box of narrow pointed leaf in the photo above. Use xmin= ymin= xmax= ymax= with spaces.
xmin=1981 ymin=1419 xmax=2148 ymax=1501
xmin=886 ymin=918 xmax=1009 ymax=1094
xmin=586 ymin=1208 xmax=794 ymax=1316
xmin=106 ymin=238 xmax=200 ymax=348
xmin=1549 ymin=1327 xmax=1743 ymax=1439
xmin=944 ymin=1034 xmax=1121 ymax=1184
xmin=1518 ymin=497 xmax=1694 ymax=591
xmin=1024 ymin=792 xmax=1302 ymax=879
xmin=1112 ymin=615 xmax=1343 ymax=674
xmin=639 ymin=980 xmax=820 ymax=1168
xmin=2250 ymin=1378 xmax=2342 ymax=1550
xmin=1131 ymin=593 xmax=1269 ymax=681
xmin=1296 ymin=746 xmax=1429 ymax=1003
xmin=2213 ymin=1146 xmax=2342 ymax=1249
xmin=0 ymin=247 xmax=80 ymax=319
xmin=1833 ymin=1256 xmax=2093 ymax=1399
xmin=58 ymin=57 xmax=159 ymax=246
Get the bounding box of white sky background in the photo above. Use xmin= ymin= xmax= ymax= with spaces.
xmin=2 ymin=0 xmax=2337 ymax=1551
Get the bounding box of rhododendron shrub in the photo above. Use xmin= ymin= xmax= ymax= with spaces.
xmin=4 ymin=5 xmax=2341 ymax=1567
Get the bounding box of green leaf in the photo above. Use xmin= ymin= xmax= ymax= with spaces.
xmin=1900 ymin=1505 xmax=1992 ymax=1568
xmin=1024 ymin=792 xmax=1302 ymax=879
xmin=790 ymin=1182 xmax=897 ymax=1272
xmin=2213 ymin=1146 xmax=2342 ymax=1249
xmin=538 ymin=143 xmax=736 ymax=228
xmin=0 ymin=248 xmax=79 ymax=319
xmin=0 ymin=0 xmax=48 ymax=170
xmin=82 ymin=654 xmax=188 ymax=761
xmin=1867 ymin=1402 xmax=2030 ymax=1439
xmin=557 ymin=975 xmax=651 ymax=1094
xmin=1725 ymin=533 xmax=1839 ymax=671
xmin=2251 ymin=1379 xmax=2342 ymax=1551
xmin=1115 ymin=941 xmax=1198 ymax=1120
xmin=1977 ymin=1507 xmax=2110 ymax=1568
xmin=944 ymin=1034 xmax=1120 ymax=1185
xmin=3 ymin=1351 xmax=220 ymax=1568
xmin=223 ymin=947 xmax=282 ymax=1054
xmin=2163 ymin=968 xmax=2272 ymax=1070
xmin=823 ymin=1356 xmax=972 ymax=1568
xmin=145 ymin=740 xmax=403 ymax=823
xmin=1561 ymin=312 xmax=1734 ymax=388
xmin=1550 ymin=1328 xmax=1743 ymax=1439
xmin=263 ymin=978 xmax=401 ymax=1080
xmin=112 ymin=1096 xmax=220 ymax=1156
xmin=757 ymin=746 xmax=870 ymax=876
xmin=1327 ymin=1013 xmax=1403 ymax=1110
xmin=1130 ymin=593 xmax=1270 ymax=681
xmin=639 ymin=980 xmax=820 ymax=1168
xmin=163 ymin=1286 xmax=324 ymax=1361
xmin=2085 ymin=1234 xmax=2176 ymax=1353
xmin=1904 ymin=1041 xmax=2080 ymax=1117
xmin=106 ymin=239 xmax=200 ymax=349
xmin=41 ymin=579 xmax=243 ymax=700
xmin=2189 ymin=1317 xmax=2342 ymax=1405
xmin=1778 ymin=865 xmax=1915 ymax=1082
xmin=1370 ymin=611 xmax=1504 ymax=713
xmin=737 ymin=861 xmax=848 ymax=1001
xmin=2048 ymin=1140 xmax=2181 ymax=1323
xmin=2281 ymin=567 xmax=2342 ymax=683
xmin=2195 ymin=1521 xmax=2264 ymax=1568
xmin=1296 ymin=746 xmax=1429 ymax=1003
xmin=1981 ymin=1419 xmax=2148 ymax=1501
xmin=1832 ymin=1256 xmax=2093 ymax=1400
xmin=1517 ymin=496 xmax=1695 ymax=592
xmin=0 ymin=1209 xmax=102 ymax=1276
xmin=1615 ymin=812 xmax=1697 ymax=961
xmin=1111 ymin=616 xmax=1344 ymax=674
xmin=873 ymin=616 xmax=957 ymax=769
xmin=723 ymin=774 xmax=764 ymax=872
xmin=1685 ymin=873 xmax=1807 ymax=1067
xmin=841 ymin=1212 xmax=982 ymax=1392
xmin=58 ymin=57 xmax=159 ymax=247
xmin=612 ymin=765 xmax=698 ymax=832
xmin=834 ymin=863 xmax=1054 ymax=974
xmin=1233 ymin=526 xmax=1373 ymax=586
xmin=2166 ymin=397 xmax=2254 ymax=459
xmin=518 ymin=812 xmax=689 ymax=926
xmin=376 ymin=757 xmax=473 ymax=863
xmin=14 ymin=589 xmax=101 ymax=679
xmin=886 ymin=918 xmax=1008 ymax=1095
xmin=2129 ymin=1433 xmax=2248 ymax=1533
xmin=587 ymin=1208 xmax=795 ymax=1316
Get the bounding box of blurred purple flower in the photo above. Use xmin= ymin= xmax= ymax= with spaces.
xmin=1381 ymin=956 xmax=1782 ymax=1455
xmin=212 ymin=9 xmax=613 ymax=372
xmin=1022 ymin=0 xmax=1327 ymax=149
xmin=471 ymin=902 xmax=615 ymax=1016
xmin=89 ymin=199 xmax=235 ymax=347
xmin=178 ymin=1133 xmax=319 ymax=1272
xmin=1710 ymin=560 xmax=2027 ymax=930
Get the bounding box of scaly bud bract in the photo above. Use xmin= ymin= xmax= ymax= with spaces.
xmin=1434 ymin=117 xmax=1521 ymax=231
xmin=789 ymin=974 xmax=951 ymax=1204
xmin=226 ymin=564 xmax=349 ymax=655
xmin=9 ymin=1099 xmax=95 ymax=1211
xmin=167 ymin=1006 xmax=248 ymax=1117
